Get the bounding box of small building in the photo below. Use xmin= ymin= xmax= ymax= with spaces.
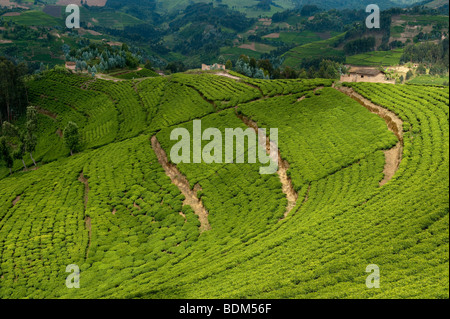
xmin=340 ymin=67 xmax=395 ymax=84
xmin=202 ymin=63 xmax=226 ymax=71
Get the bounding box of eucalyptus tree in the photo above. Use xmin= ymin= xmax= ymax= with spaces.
xmin=25 ymin=106 xmax=38 ymax=166
xmin=63 ymin=121 xmax=80 ymax=156
xmin=0 ymin=136 xmax=13 ymax=174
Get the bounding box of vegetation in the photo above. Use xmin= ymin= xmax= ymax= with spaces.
xmin=0 ymin=69 xmax=447 ymax=298
xmin=282 ymin=33 xmax=346 ymax=68
xmin=0 ymin=0 xmax=448 ymax=301
xmin=113 ymin=68 xmax=159 ymax=79
xmin=0 ymin=57 xmax=28 ymax=123
xmin=63 ymin=122 xmax=80 ymax=156
xmin=401 ymin=39 xmax=449 ymax=73
xmin=408 ymin=74 xmax=449 ymax=86
xmin=346 ymin=49 xmax=404 ymax=66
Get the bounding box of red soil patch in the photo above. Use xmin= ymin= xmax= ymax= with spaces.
xmin=2 ymin=12 xmax=21 ymax=16
xmin=151 ymin=136 xmax=211 ymax=232
xmin=263 ymin=33 xmax=280 ymax=39
xmin=36 ymin=107 xmax=57 ymax=119
xmin=239 ymin=42 xmax=256 ymax=51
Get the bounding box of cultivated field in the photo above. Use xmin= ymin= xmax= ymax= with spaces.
xmin=0 ymin=71 xmax=448 ymax=298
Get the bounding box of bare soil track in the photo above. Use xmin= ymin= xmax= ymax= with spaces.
xmin=36 ymin=106 xmax=57 ymax=119
xmin=238 ymin=115 xmax=298 ymax=219
xmin=12 ymin=195 xmax=20 ymax=207
xmin=151 ymin=136 xmax=211 ymax=232
xmin=78 ymin=172 xmax=92 ymax=258
xmin=336 ymin=86 xmax=404 ymax=186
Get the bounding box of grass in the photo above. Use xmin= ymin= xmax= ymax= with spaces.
xmin=390 ymin=25 xmax=405 ymax=38
xmin=282 ymin=32 xmax=346 ymax=68
xmin=0 ymin=69 xmax=448 ymax=300
xmin=0 ymin=38 xmax=66 ymax=67
xmin=408 ymin=74 xmax=449 ymax=86
xmin=219 ymin=46 xmax=262 ymax=60
xmin=346 ymin=49 xmax=404 ymax=67
xmin=113 ymin=68 xmax=160 ymax=80
xmin=79 ymin=7 xmax=143 ymax=30
xmin=275 ymin=31 xmax=321 ymax=45
xmin=399 ymin=14 xmax=450 ymax=27
xmin=2 ymin=10 xmax=62 ymax=27
xmin=156 ymin=0 xmax=295 ymax=18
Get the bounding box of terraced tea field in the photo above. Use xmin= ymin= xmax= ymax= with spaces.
xmin=0 ymin=70 xmax=448 ymax=299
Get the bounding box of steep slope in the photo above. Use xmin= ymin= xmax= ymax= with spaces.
xmin=0 ymin=72 xmax=448 ymax=299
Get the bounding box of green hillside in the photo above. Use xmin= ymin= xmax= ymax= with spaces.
xmin=282 ymin=33 xmax=347 ymax=68
xmin=1 ymin=10 xmax=62 ymax=27
xmin=153 ymin=0 xmax=425 ymax=14
xmin=346 ymin=49 xmax=404 ymax=66
xmin=0 ymin=70 xmax=448 ymax=298
xmin=155 ymin=0 xmax=296 ymax=17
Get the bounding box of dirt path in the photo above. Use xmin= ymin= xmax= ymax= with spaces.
xmin=239 ymin=42 xmax=256 ymax=51
xmin=336 ymin=86 xmax=404 ymax=186
xmin=262 ymin=33 xmax=280 ymax=39
xmin=36 ymin=107 xmax=57 ymax=119
xmin=238 ymin=115 xmax=298 ymax=218
xmin=95 ymin=73 xmax=125 ymax=82
xmin=151 ymin=136 xmax=211 ymax=232
xmin=215 ymin=72 xmax=241 ymax=80
xmin=78 ymin=172 xmax=92 ymax=258
xmin=12 ymin=195 xmax=20 ymax=207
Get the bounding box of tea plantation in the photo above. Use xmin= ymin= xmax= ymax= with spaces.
xmin=0 ymin=70 xmax=448 ymax=298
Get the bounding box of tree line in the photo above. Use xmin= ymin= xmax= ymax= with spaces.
xmin=0 ymin=106 xmax=37 ymax=173
xmin=401 ymin=38 xmax=449 ymax=72
xmin=0 ymin=59 xmax=81 ymax=173
xmin=230 ymin=55 xmax=347 ymax=80
xmin=0 ymin=57 xmax=28 ymax=124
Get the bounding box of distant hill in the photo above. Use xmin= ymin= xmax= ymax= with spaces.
xmin=104 ymin=0 xmax=427 ymax=16
xmin=293 ymin=0 xmax=427 ymax=10
xmin=424 ymin=0 xmax=449 ymax=8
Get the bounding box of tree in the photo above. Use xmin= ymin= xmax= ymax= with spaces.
xmin=13 ymin=140 xmax=27 ymax=170
xmin=417 ymin=64 xmax=427 ymax=75
xmin=239 ymin=54 xmax=249 ymax=64
xmin=25 ymin=106 xmax=37 ymax=166
xmin=225 ymin=60 xmax=233 ymax=70
xmin=257 ymin=59 xmax=274 ymax=76
xmin=0 ymin=136 xmax=13 ymax=174
xmin=430 ymin=63 xmax=446 ymax=75
xmin=2 ymin=121 xmax=27 ymax=169
xmin=91 ymin=66 xmax=97 ymax=77
xmin=406 ymin=70 xmax=414 ymax=80
xmin=63 ymin=121 xmax=80 ymax=156
xmin=281 ymin=66 xmax=297 ymax=79
xmin=249 ymin=57 xmax=257 ymax=70
xmin=144 ymin=60 xmax=153 ymax=70
xmin=125 ymin=52 xmax=140 ymax=68
xmin=0 ymin=57 xmax=28 ymax=123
